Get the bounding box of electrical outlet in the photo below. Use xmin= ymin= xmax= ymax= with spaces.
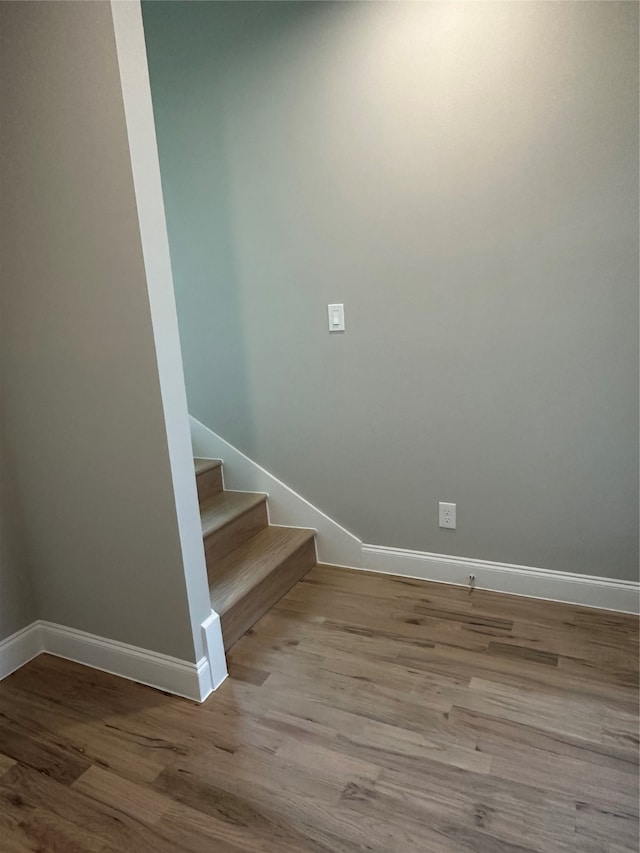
xmin=439 ymin=501 xmax=456 ymax=529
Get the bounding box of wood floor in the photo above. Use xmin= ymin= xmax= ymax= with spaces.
xmin=0 ymin=566 xmax=638 ymax=852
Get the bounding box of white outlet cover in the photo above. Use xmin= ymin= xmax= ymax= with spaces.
xmin=439 ymin=501 xmax=456 ymax=529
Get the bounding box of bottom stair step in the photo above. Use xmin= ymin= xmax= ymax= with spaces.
xmin=210 ymin=526 xmax=316 ymax=649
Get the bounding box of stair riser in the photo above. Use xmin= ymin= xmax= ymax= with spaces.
xmin=204 ymin=499 xmax=269 ymax=567
xmin=220 ymin=537 xmax=316 ymax=649
xmin=197 ymin=466 xmax=223 ymax=503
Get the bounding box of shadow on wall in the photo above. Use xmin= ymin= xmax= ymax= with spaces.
xmin=143 ymin=1 xmax=335 ymax=460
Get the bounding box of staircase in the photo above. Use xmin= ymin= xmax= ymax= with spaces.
xmin=194 ymin=458 xmax=317 ymax=649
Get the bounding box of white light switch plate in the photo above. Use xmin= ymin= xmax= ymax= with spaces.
xmin=328 ymin=303 xmax=345 ymax=332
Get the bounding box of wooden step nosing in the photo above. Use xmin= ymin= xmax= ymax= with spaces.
xmin=223 ymin=489 xmax=269 ymax=497
xmin=209 ymin=540 xmax=315 ymax=616
xmin=200 ymin=493 xmax=267 ymax=540
xmin=219 ymin=538 xmax=317 ymax=647
xmin=209 ymin=531 xmax=315 ymax=614
xmin=213 ymin=527 xmax=315 ymax=578
xmin=194 ymin=458 xmax=222 ymax=475
xmin=260 ymin=526 xmax=318 ymax=568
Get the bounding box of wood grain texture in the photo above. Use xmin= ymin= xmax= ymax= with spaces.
xmin=196 ymin=458 xmax=316 ymax=650
xmin=212 ymin=527 xmax=316 ymax=614
xmin=201 ymin=490 xmax=268 ymax=565
xmin=216 ymin=530 xmax=316 ymax=649
xmin=194 ymin=457 xmax=223 ymax=502
xmin=0 ymin=566 xmax=637 ymax=852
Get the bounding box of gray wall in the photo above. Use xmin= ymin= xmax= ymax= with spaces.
xmin=0 ymin=0 xmax=198 ymax=659
xmin=144 ymin=1 xmax=639 ymax=580
xmin=0 ymin=427 xmax=36 ymax=640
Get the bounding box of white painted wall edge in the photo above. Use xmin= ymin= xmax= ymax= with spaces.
xmin=190 ymin=416 xmax=363 ymax=567
xmin=0 ymin=623 xmax=42 ymax=681
xmin=201 ymin=610 xmax=228 ymax=699
xmin=0 ymin=618 xmax=226 ymax=701
xmin=111 ymin=0 xmax=223 ymax=675
xmin=361 ymin=546 xmax=640 ymax=614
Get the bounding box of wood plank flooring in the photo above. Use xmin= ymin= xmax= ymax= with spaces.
xmin=0 ymin=565 xmax=637 ymax=852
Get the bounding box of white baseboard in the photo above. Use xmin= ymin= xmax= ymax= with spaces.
xmin=361 ymin=545 xmax=640 ymax=614
xmin=4 ymin=550 xmax=635 ymax=700
xmin=190 ymin=416 xmax=362 ymax=568
xmin=0 ymin=620 xmax=218 ymax=701
xmin=0 ymin=622 xmax=42 ymax=681
xmin=39 ymin=621 xmax=210 ymax=701
xmin=189 ymin=416 xmax=638 ymax=615
xmin=200 ymin=610 xmax=228 ymax=700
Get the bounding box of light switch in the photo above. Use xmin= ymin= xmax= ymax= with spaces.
xmin=328 ymin=303 xmax=345 ymax=332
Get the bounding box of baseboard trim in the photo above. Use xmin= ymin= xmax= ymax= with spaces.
xmin=0 ymin=622 xmax=42 ymax=681
xmin=0 ymin=620 xmax=212 ymax=701
xmin=361 ymin=546 xmax=640 ymax=614
xmin=39 ymin=621 xmax=209 ymax=701
xmin=200 ymin=611 xmax=228 ymax=700
xmin=190 ymin=416 xmax=362 ymax=567
xmin=6 ymin=553 xmax=633 ymax=698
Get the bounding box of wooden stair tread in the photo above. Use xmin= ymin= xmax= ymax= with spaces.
xmin=193 ymin=453 xmax=317 ymax=648
xmin=210 ymin=526 xmax=315 ymax=616
xmin=200 ymin=491 xmax=266 ymax=539
xmin=194 ymin=457 xmax=222 ymax=475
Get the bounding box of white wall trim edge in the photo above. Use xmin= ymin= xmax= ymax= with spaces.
xmin=0 ymin=622 xmax=42 ymax=681
xmin=0 ymin=620 xmax=222 ymax=701
xmin=200 ymin=610 xmax=228 ymax=700
xmin=360 ymin=545 xmax=640 ymax=614
xmin=189 ymin=416 xmax=362 ymax=568
xmin=111 ymin=0 xmax=224 ymax=675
